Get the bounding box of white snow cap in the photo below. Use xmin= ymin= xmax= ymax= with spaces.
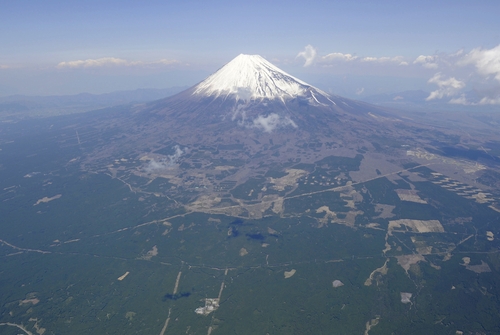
xmin=193 ymin=54 xmax=323 ymax=100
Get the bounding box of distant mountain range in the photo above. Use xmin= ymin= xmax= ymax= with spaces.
xmin=0 ymin=87 xmax=187 ymax=120
xmin=2 ymin=71 xmax=497 ymax=123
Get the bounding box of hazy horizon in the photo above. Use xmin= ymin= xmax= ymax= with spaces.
xmin=1 ymin=1 xmax=499 ymax=104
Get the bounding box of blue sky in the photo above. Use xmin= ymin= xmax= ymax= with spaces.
xmin=1 ymin=0 xmax=499 ymax=103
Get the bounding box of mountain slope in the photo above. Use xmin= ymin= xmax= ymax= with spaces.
xmin=81 ymin=54 xmax=414 ymax=174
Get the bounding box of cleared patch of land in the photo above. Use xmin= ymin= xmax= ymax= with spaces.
xmin=365 ymin=259 xmax=388 ymax=286
xmin=332 ymin=280 xmax=344 ymax=288
xmin=284 ymin=269 xmax=296 ymax=279
xmin=389 ymin=219 xmax=444 ymax=234
xmin=140 ymin=245 xmax=158 ymax=260
xmin=268 ymin=169 xmax=307 ymax=191
xmin=364 ymin=316 xmax=380 ymax=335
xmin=400 ymin=292 xmax=412 ymax=304
xmin=33 ymin=194 xmax=61 ymax=206
xmin=372 ymin=204 xmax=395 ymax=219
xmin=461 ymin=257 xmax=491 ymax=273
xmin=395 ymin=189 xmax=427 ymax=204
xmin=396 ymin=254 xmax=425 ymax=273
xmin=487 ymin=231 xmax=494 ymax=241
xmin=117 ymin=272 xmax=130 ymax=281
xmin=239 ymin=248 xmax=248 ymax=256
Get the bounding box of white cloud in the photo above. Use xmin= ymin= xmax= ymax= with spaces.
xmin=361 ymin=56 xmax=392 ymax=62
xmin=459 ymin=44 xmax=500 ymax=82
xmin=251 ymin=113 xmax=297 ymax=133
xmin=57 ymin=57 xmax=127 ymax=68
xmin=413 ymin=55 xmax=439 ymax=69
xmin=322 ymin=52 xmax=358 ymax=62
xmin=295 ymin=45 xmax=499 ymax=101
xmin=424 ymin=63 xmax=439 ymax=70
xmin=414 ymin=55 xmax=434 ymax=63
xmin=449 ymin=94 xmax=500 ymax=106
xmin=299 ymin=47 xmax=411 ymax=68
xmin=426 ymin=73 xmax=465 ymax=101
xmin=479 ymin=96 xmax=500 ymax=105
xmin=57 ymin=57 xmax=179 ymax=69
xmin=355 ymin=87 xmax=364 ymax=95
xmin=297 ymin=45 xmax=317 ymax=67
xmin=318 ymin=52 xmax=409 ymax=66
xmin=449 ymin=94 xmax=469 ymax=105
xmin=361 ymin=56 xmax=407 ymax=65
xmin=155 ymin=59 xmax=179 ymax=66
xmin=144 ymin=145 xmax=183 ymax=173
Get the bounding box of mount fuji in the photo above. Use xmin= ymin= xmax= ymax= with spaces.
xmin=85 ymin=53 xmax=409 ymax=174
xmin=138 ymin=54 xmax=393 ymax=135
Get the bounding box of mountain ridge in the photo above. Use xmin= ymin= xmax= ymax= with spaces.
xmin=0 ymin=87 xmax=188 ymax=120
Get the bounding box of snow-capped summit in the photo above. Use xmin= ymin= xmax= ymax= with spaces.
xmin=192 ymin=54 xmax=330 ymax=102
